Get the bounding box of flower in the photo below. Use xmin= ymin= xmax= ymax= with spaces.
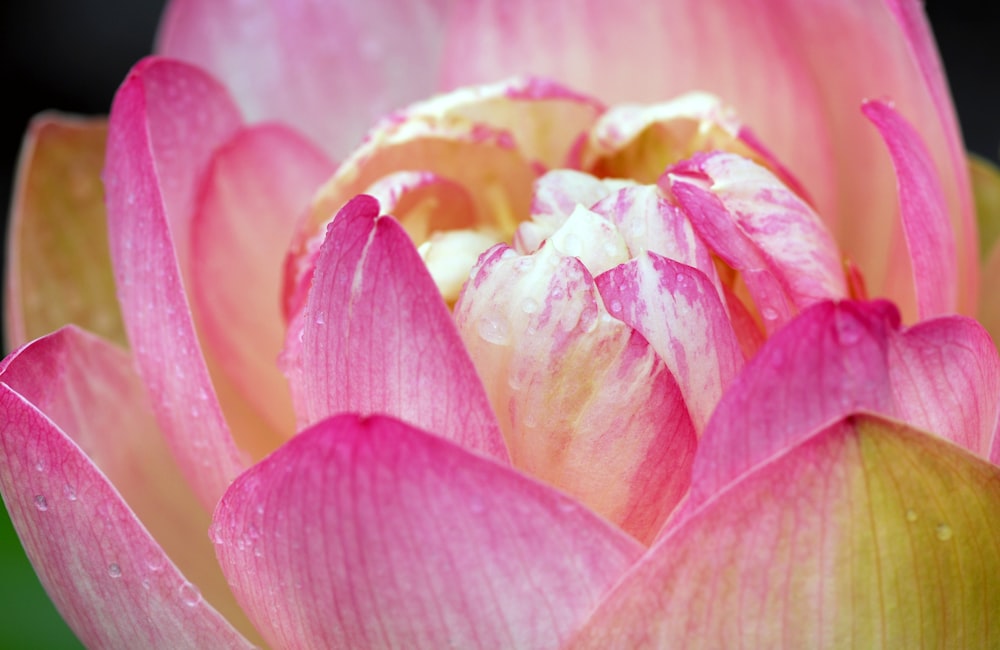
xmin=3 ymin=1 xmax=1000 ymax=648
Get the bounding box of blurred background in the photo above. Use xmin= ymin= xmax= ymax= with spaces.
xmin=0 ymin=1 xmax=997 ymax=647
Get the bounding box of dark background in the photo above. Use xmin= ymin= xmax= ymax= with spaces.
xmin=0 ymin=1 xmax=997 ymax=647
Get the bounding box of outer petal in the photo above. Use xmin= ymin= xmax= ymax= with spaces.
xmin=192 ymin=123 xmax=334 ymax=441
xmin=571 ymin=415 xmax=1000 ymax=648
xmin=104 ymin=57 xmax=248 ymax=509
xmin=5 ymin=115 xmax=125 ymax=349
xmin=679 ymin=300 xmax=999 ymax=525
xmin=864 ymin=100 xmax=957 ymax=319
xmin=281 ymin=195 xmax=509 ymax=462
xmin=596 ymin=253 xmax=744 ymax=434
xmin=0 ymin=330 xmax=255 ymax=647
xmin=440 ymin=0 xmax=975 ymax=315
xmin=212 ymin=413 xmax=644 ymax=650
xmin=157 ymin=0 xmax=450 ymax=159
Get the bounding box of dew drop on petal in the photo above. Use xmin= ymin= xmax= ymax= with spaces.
xmin=608 ymin=300 xmax=623 ymax=314
xmin=477 ymin=313 xmax=511 ymax=345
xmin=108 ymin=563 xmax=122 ymax=578
xmin=145 ymin=553 xmax=166 ymax=572
xmin=521 ymin=297 xmax=539 ymax=314
xmin=761 ymin=307 xmax=778 ymax=322
xmin=179 ymin=582 xmax=202 ymax=607
xmin=63 ymin=484 xmax=77 ymax=501
xmin=834 ymin=311 xmax=862 ymax=344
xmin=34 ymin=461 xmax=45 ymax=473
xmin=33 ymin=495 xmax=48 ymax=511
xmin=935 ymin=524 xmax=953 ymax=541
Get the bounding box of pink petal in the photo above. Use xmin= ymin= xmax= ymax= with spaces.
xmin=675 ymin=299 xmax=1000 ymax=530
xmin=5 ymin=115 xmax=125 ymax=349
xmin=191 ymin=123 xmax=333 ymax=442
xmin=439 ymin=0 xmax=974 ymax=316
xmin=212 ymin=413 xmax=643 ymax=649
xmin=157 ymin=0 xmax=451 ymax=159
xmin=663 ymin=152 xmax=847 ymax=332
xmin=281 ymin=195 xmax=509 ymax=462
xmin=863 ymin=99 xmax=958 ymax=320
xmin=0 ymin=329 xmax=254 ymax=647
xmin=104 ymin=57 xmax=248 ymax=508
xmin=595 ymin=253 xmax=743 ymax=434
xmin=571 ymin=415 xmax=1000 ymax=648
xmin=455 ymin=241 xmax=697 ymax=543
xmin=889 ymin=316 xmax=1000 ymax=460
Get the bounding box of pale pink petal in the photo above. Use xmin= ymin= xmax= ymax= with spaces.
xmin=281 ymin=195 xmax=508 ymax=462
xmin=0 ymin=327 xmax=259 ymax=638
xmin=0 ymin=335 xmax=254 ymax=648
xmin=455 ymin=240 xmax=697 ymax=543
xmin=663 ymin=152 xmax=847 ymax=332
xmin=104 ymin=57 xmax=248 ymax=508
xmin=889 ymin=316 xmax=1000 ymax=460
xmin=596 ymin=254 xmax=743 ymax=434
xmin=191 ymin=123 xmax=333 ymax=441
xmin=440 ymin=0 xmax=974 ymax=316
xmin=571 ymin=415 xmax=1000 ymax=648
xmin=5 ymin=115 xmax=125 ymax=349
xmin=213 ymin=413 xmax=642 ymax=649
xmin=864 ymin=99 xmax=958 ymax=319
xmin=157 ymin=0 xmax=451 ymax=159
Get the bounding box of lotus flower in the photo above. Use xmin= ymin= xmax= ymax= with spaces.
xmin=3 ymin=0 xmax=1000 ymax=647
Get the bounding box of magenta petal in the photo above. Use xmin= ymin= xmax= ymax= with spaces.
xmin=158 ymin=0 xmax=450 ymax=159
xmin=192 ymin=123 xmax=333 ymax=441
xmin=596 ymin=253 xmax=743 ymax=434
xmin=213 ymin=413 xmax=642 ymax=649
xmin=863 ymin=99 xmax=958 ymax=319
xmin=674 ymin=300 xmax=900 ymax=524
xmin=889 ymin=316 xmax=1000 ymax=460
xmin=282 ymin=195 xmax=509 ymax=462
xmin=104 ymin=57 xmax=248 ymax=508
xmin=0 ymin=335 xmax=253 ymax=648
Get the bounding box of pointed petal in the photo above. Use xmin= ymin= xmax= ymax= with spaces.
xmin=440 ymin=0 xmax=974 ymax=316
xmin=281 ymin=195 xmax=508 ymax=462
xmin=157 ymin=0 xmax=450 ymax=159
xmin=191 ymin=123 xmax=333 ymax=443
xmin=5 ymin=115 xmax=125 ymax=349
xmin=663 ymin=152 xmax=847 ymax=332
xmin=889 ymin=317 xmax=1000 ymax=460
xmin=0 ymin=335 xmax=254 ymax=648
xmin=104 ymin=57 xmax=248 ymax=508
xmin=595 ymin=253 xmax=743 ymax=434
xmin=571 ymin=415 xmax=1000 ymax=648
xmin=863 ymin=99 xmax=957 ymax=319
xmin=213 ymin=413 xmax=643 ymax=649
xmin=456 ymin=239 xmax=697 ymax=543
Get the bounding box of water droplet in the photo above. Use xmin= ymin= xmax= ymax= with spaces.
xmin=145 ymin=553 xmax=165 ymax=572
xmin=477 ymin=314 xmax=511 ymax=345
xmin=108 ymin=563 xmax=122 ymax=579
xmin=514 ymin=257 xmax=535 ymax=272
xmin=248 ymin=523 xmax=261 ymax=540
xmin=34 ymin=461 xmax=45 ymax=473
xmin=315 ymin=312 xmax=325 ymax=325
xmin=905 ymin=509 xmax=918 ymax=522
xmin=560 ymin=233 xmax=583 ymax=257
xmin=179 ymin=582 xmax=202 ymax=607
xmin=520 ymin=297 xmax=539 ymax=314
xmin=935 ymin=524 xmax=953 ymax=541
xmin=141 ymin=578 xmax=152 ymax=590
xmin=33 ymin=495 xmax=48 ymax=511
xmin=835 ymin=311 xmax=862 ymax=344
xmin=761 ymin=307 xmax=779 ymax=321
xmin=209 ymin=523 xmax=225 ymax=545
xmin=523 ymin=413 xmax=539 ymax=428
xmin=608 ymin=300 xmax=623 ymax=314
xmin=500 ymin=248 xmax=518 ymax=261
xmin=63 ymin=484 xmax=77 ymax=501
